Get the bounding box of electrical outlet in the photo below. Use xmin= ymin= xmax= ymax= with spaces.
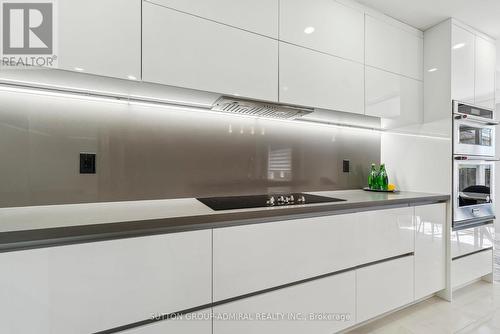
xmin=343 ymin=160 xmax=350 ymax=173
xmin=80 ymin=153 xmax=96 ymax=174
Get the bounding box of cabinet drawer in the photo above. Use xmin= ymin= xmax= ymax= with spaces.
xmin=0 ymin=231 xmax=212 ymax=334
xmin=143 ymin=2 xmax=278 ymax=101
xmin=213 ymin=271 xmax=356 ymax=334
xmin=452 ymin=249 xmax=492 ymax=288
xmin=356 ymin=256 xmax=414 ymax=323
xmin=279 ymin=0 xmax=364 ymax=62
xmin=356 ymin=207 xmax=414 ymax=264
xmin=121 ymin=310 xmax=211 ymax=334
xmin=451 ymin=223 xmax=494 ymax=258
xmin=147 ymin=0 xmax=278 ymax=38
xmin=279 ymin=42 xmax=364 ymax=114
xmin=214 ymin=207 xmax=414 ymax=301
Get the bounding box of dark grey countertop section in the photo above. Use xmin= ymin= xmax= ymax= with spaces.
xmin=0 ymin=190 xmax=449 ymax=252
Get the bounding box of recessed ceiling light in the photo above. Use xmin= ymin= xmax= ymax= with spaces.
xmin=304 ymin=26 xmax=315 ymax=34
xmin=428 ymin=68 xmax=438 ymax=72
xmin=74 ymin=67 xmax=84 ymax=72
xmin=127 ymin=75 xmax=137 ymax=80
xmin=452 ymin=43 xmax=465 ymax=50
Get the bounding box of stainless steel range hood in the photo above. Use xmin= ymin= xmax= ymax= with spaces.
xmin=211 ymin=97 xmax=313 ymax=120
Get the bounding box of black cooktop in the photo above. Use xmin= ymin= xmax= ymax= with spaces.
xmin=197 ymin=193 xmax=346 ymax=211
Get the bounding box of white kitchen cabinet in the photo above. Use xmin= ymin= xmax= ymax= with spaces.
xmin=451 ymin=24 xmax=475 ymax=104
xmin=279 ymin=0 xmax=364 ymax=63
xmin=146 ymin=0 xmax=278 ymax=38
xmin=0 ymin=231 xmax=212 ymax=334
xmin=279 ymin=42 xmax=364 ymax=114
xmin=356 ymin=256 xmax=414 ymax=323
xmin=213 ymin=271 xmax=356 ymax=334
xmin=451 ymin=223 xmax=494 ymax=259
xmin=365 ymin=15 xmax=423 ymax=80
xmin=121 ymin=310 xmax=212 ymax=334
xmin=142 ymin=2 xmax=278 ymax=101
xmin=475 ymin=36 xmax=496 ymax=109
xmin=214 ymin=206 xmax=414 ymax=301
xmin=58 ymin=0 xmax=141 ymax=80
xmin=414 ymin=203 xmax=446 ymax=300
xmin=356 ymin=207 xmax=414 ymax=264
xmin=365 ymin=66 xmax=423 ymax=127
xmin=452 ymin=249 xmax=493 ymax=288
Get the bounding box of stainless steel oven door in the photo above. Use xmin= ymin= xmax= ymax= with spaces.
xmin=453 ymin=159 xmax=495 ymax=223
xmin=454 ymin=119 xmax=496 ymax=157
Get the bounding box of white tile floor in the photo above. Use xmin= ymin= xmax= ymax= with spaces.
xmin=347 ymin=281 xmax=500 ymax=333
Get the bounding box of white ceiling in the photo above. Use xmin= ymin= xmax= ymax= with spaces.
xmin=356 ymin=0 xmax=500 ymax=38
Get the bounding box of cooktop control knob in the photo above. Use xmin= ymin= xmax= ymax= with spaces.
xmin=289 ymin=195 xmax=295 ymax=203
xmin=266 ymin=196 xmax=275 ymax=206
xmin=297 ymin=195 xmax=306 ymax=204
xmin=277 ymin=196 xmax=286 ymax=205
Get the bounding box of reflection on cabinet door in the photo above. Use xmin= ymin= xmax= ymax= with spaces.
xmin=121 ymin=310 xmax=212 ymax=334
xmin=213 ymin=214 xmax=359 ymax=301
xmin=451 ymin=24 xmax=475 ymax=104
xmin=279 ymin=43 xmax=364 ymax=114
xmin=356 ymin=256 xmax=414 ymax=323
xmin=414 ymin=203 xmax=446 ymax=299
xmin=452 ymin=249 xmax=493 ymax=288
xmin=365 ymin=15 xmax=423 ymax=80
xmin=58 ymin=0 xmax=141 ymax=79
xmin=0 ymin=231 xmax=212 ymax=334
xmin=142 ymin=2 xmax=278 ymax=101
xmin=365 ymin=67 xmax=423 ymax=129
xmin=146 ymin=0 xmax=278 ymax=38
xmin=451 ymin=223 xmax=494 ymax=259
xmin=475 ymin=36 xmax=496 ymax=109
xmin=356 ymin=207 xmax=414 ymax=264
xmin=279 ymin=0 xmax=364 ymax=62
xmin=213 ymin=271 xmax=356 ymax=334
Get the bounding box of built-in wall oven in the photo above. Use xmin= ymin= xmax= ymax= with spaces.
xmin=453 ymin=101 xmax=497 ymax=229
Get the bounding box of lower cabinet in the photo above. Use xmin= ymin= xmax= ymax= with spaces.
xmin=213 ymin=271 xmax=356 ymax=334
xmin=452 ymin=249 xmax=493 ymax=289
xmin=356 ymin=256 xmax=414 ymax=323
xmin=120 ymin=310 xmax=212 ymax=334
xmin=414 ymin=203 xmax=446 ymax=299
xmin=0 ymin=230 xmax=212 ymax=334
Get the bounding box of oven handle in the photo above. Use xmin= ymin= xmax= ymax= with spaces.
xmin=454 ymin=156 xmax=499 ymax=162
xmin=453 ymin=216 xmax=495 ymax=231
xmin=454 ymin=113 xmax=499 ymax=125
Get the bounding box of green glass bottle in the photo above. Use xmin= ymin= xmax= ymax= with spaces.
xmin=368 ymin=164 xmax=378 ymax=189
xmin=378 ymin=164 xmax=389 ymax=191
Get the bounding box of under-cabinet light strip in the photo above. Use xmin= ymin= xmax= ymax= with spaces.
xmin=0 ymin=80 xmax=451 ymax=140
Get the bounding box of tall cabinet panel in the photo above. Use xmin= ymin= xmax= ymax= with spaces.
xmin=475 ymin=36 xmax=496 ymax=109
xmin=279 ymin=0 xmax=364 ymax=62
xmin=451 ymin=25 xmax=475 ymax=104
xmin=142 ymin=2 xmax=279 ymax=101
xmin=58 ymin=0 xmax=141 ymax=79
xmin=414 ymin=203 xmax=446 ymax=299
xmin=147 ymin=0 xmax=279 ymax=38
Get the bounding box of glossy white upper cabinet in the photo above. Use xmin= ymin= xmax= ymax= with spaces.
xmin=365 ymin=66 xmax=423 ymax=127
xmin=0 ymin=231 xmax=212 ymax=334
xmin=279 ymin=43 xmax=364 ymax=114
xmin=214 ymin=272 xmax=356 ymax=334
xmin=475 ymin=36 xmax=496 ymax=109
xmin=451 ymin=25 xmax=475 ymax=104
xmin=365 ymin=15 xmax=423 ymax=80
xmin=356 ymin=256 xmax=414 ymax=323
xmin=146 ymin=0 xmax=278 ymax=38
xmin=142 ymin=2 xmax=278 ymax=101
xmin=58 ymin=0 xmax=141 ymax=79
xmin=414 ymin=203 xmax=446 ymax=300
xmin=279 ymin=0 xmax=364 ymax=62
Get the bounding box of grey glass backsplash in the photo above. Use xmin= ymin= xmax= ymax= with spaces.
xmin=0 ymin=90 xmax=380 ymax=207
